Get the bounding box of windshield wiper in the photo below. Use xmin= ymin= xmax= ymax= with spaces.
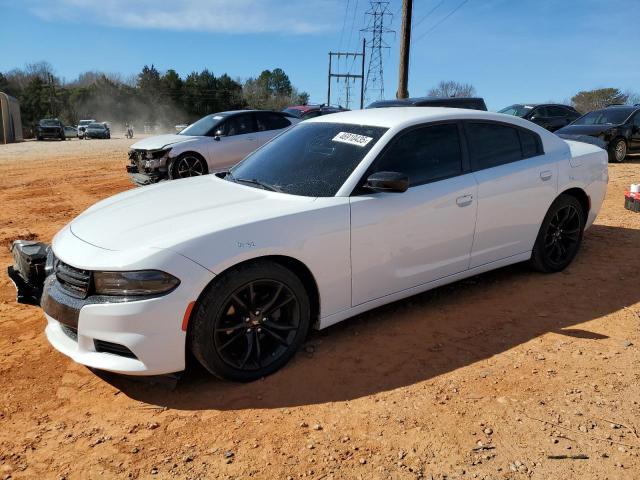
xmin=225 ymin=173 xmax=281 ymax=192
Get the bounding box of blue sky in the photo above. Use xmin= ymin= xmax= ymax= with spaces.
xmin=1 ymin=0 xmax=639 ymax=110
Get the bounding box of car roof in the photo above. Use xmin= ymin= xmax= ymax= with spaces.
xmin=306 ymin=106 xmax=540 ymax=129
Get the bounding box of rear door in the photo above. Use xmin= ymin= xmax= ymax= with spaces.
xmin=350 ymin=122 xmax=478 ymax=305
xmin=547 ymin=106 xmax=574 ymax=131
xmin=206 ymin=113 xmax=258 ymax=170
xmin=465 ymin=121 xmax=557 ymax=268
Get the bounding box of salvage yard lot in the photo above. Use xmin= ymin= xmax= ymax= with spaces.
xmin=0 ymin=138 xmax=639 ymax=480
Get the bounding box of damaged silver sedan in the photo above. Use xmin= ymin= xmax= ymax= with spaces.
xmin=127 ymin=110 xmax=298 ymax=186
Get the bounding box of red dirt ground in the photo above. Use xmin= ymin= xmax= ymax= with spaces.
xmin=0 ymin=138 xmax=639 ymax=480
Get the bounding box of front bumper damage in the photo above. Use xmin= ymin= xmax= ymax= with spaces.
xmin=7 ymin=240 xmax=50 ymax=305
xmin=127 ymin=149 xmax=172 ymax=186
xmin=6 ymin=237 xmax=210 ymax=380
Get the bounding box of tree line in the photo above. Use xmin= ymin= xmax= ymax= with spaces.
xmin=428 ymin=80 xmax=639 ymax=113
xmin=0 ymin=62 xmax=309 ymax=135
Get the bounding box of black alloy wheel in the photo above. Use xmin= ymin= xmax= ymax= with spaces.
xmin=171 ymin=154 xmax=207 ymax=179
xmin=214 ymin=280 xmax=300 ymax=372
xmin=190 ymin=261 xmax=311 ymax=381
xmin=531 ymin=194 xmax=584 ymax=272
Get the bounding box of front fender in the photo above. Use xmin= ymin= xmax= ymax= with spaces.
xmin=169 ymin=199 xmax=352 ymax=320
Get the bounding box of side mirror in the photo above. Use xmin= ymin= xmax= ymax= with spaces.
xmin=364 ymin=171 xmax=409 ymax=193
xmin=213 ymin=135 xmax=221 ymax=141
xmin=529 ymin=115 xmax=539 ymax=122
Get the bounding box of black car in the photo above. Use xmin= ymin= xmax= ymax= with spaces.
xmin=282 ymin=104 xmax=349 ymax=120
xmin=556 ymin=105 xmax=640 ymax=163
xmin=498 ymin=103 xmax=581 ymax=132
xmin=366 ymin=97 xmax=487 ymax=111
xmin=36 ymin=118 xmax=65 ymax=141
xmin=84 ymin=122 xmax=111 ymax=139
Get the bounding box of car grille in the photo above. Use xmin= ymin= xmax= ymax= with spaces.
xmin=56 ymin=261 xmax=92 ymax=298
xmin=129 ymin=150 xmax=147 ymax=171
xmin=61 ymin=324 xmax=78 ymax=341
xmin=94 ymin=340 xmax=137 ymax=359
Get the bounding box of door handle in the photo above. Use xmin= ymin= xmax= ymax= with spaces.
xmin=540 ymin=170 xmax=553 ymax=181
xmin=456 ymin=194 xmax=473 ymax=207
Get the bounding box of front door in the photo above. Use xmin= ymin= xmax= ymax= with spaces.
xmin=630 ymin=112 xmax=640 ymax=152
xmin=207 ymin=113 xmax=258 ymax=170
xmin=350 ymin=122 xmax=478 ymax=306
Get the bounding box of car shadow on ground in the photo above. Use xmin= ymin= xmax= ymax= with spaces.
xmin=100 ymin=224 xmax=639 ymax=410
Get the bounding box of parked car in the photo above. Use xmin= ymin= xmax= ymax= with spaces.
xmin=36 ymin=118 xmax=65 ymax=141
xmin=77 ymin=119 xmax=96 ymax=139
xmin=556 ymin=105 xmax=640 ymax=163
xmin=127 ymin=110 xmax=300 ymax=186
xmin=84 ymin=122 xmax=111 ymax=139
xmin=282 ymin=104 xmax=348 ymax=120
xmin=366 ymin=97 xmax=488 ymax=111
xmin=64 ymin=125 xmax=78 ymax=139
xmin=498 ymin=103 xmax=581 ymax=132
xmin=12 ymin=107 xmax=607 ymax=381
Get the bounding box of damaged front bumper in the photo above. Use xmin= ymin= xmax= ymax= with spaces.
xmin=127 ymin=148 xmax=172 ymax=186
xmin=7 ymin=240 xmax=52 ymax=305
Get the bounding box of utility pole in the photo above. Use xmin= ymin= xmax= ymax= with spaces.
xmin=327 ymin=38 xmax=366 ymax=109
xmin=396 ymin=0 xmax=412 ymax=99
xmin=361 ymin=1 xmax=394 ymax=102
xmin=48 ymin=73 xmax=56 ymax=116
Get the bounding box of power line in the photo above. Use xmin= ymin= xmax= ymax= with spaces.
xmin=346 ymin=0 xmax=360 ymax=51
xmin=412 ymin=0 xmax=445 ymax=30
xmin=413 ymin=0 xmax=470 ymax=43
xmin=338 ymin=0 xmax=351 ymax=51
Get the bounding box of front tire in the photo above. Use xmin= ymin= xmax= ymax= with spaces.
xmin=608 ymin=138 xmax=627 ymax=163
xmin=189 ymin=261 xmax=311 ymax=382
xmin=530 ymin=194 xmax=584 ymax=273
xmin=169 ymin=153 xmax=207 ymax=179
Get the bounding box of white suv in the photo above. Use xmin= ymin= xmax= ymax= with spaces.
xmin=77 ymin=119 xmax=96 ymax=139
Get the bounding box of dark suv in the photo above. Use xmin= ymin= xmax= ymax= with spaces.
xmin=556 ymin=105 xmax=640 ymax=162
xmin=36 ymin=118 xmax=65 ymax=141
xmin=498 ymin=104 xmax=580 ymax=132
xmin=366 ymin=97 xmax=487 ymax=111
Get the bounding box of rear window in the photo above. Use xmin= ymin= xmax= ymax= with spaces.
xmin=466 ymin=122 xmax=523 ymax=169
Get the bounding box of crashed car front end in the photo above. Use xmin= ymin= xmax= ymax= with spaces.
xmin=127 ymin=147 xmax=173 ymax=186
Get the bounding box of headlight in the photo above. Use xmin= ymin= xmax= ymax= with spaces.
xmin=146 ymin=148 xmax=171 ymax=160
xmin=93 ymin=270 xmax=180 ymax=296
xmin=45 ymin=248 xmax=57 ymax=277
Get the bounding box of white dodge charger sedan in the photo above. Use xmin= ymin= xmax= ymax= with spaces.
xmin=39 ymin=108 xmax=607 ymax=381
xmin=127 ymin=110 xmax=299 ymax=186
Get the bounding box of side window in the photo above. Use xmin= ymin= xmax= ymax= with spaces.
xmin=373 ymin=123 xmax=462 ymax=186
xmin=548 ymin=106 xmax=568 ymax=117
xmin=633 ymin=113 xmax=640 ymax=127
xmin=256 ymin=112 xmax=292 ymax=131
xmin=466 ymin=122 xmax=523 ymax=169
xmin=225 ymin=114 xmax=255 ymax=136
xmin=532 ymin=106 xmax=548 ymax=118
xmin=519 ymin=129 xmax=542 ymax=158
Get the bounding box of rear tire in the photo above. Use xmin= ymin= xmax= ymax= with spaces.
xmin=530 ymin=194 xmax=584 ymax=273
xmin=189 ymin=261 xmax=311 ymax=382
xmin=608 ymin=138 xmax=627 ymax=163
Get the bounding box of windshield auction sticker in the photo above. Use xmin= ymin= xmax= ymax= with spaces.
xmin=332 ymin=132 xmax=373 ymax=147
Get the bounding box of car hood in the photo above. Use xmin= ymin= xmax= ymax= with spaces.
xmin=69 ymin=175 xmax=317 ymax=252
xmin=555 ymin=124 xmax=616 ymax=136
xmin=130 ymin=134 xmax=199 ymax=150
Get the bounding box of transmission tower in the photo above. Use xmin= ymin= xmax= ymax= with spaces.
xmin=361 ymin=1 xmax=394 ymax=102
